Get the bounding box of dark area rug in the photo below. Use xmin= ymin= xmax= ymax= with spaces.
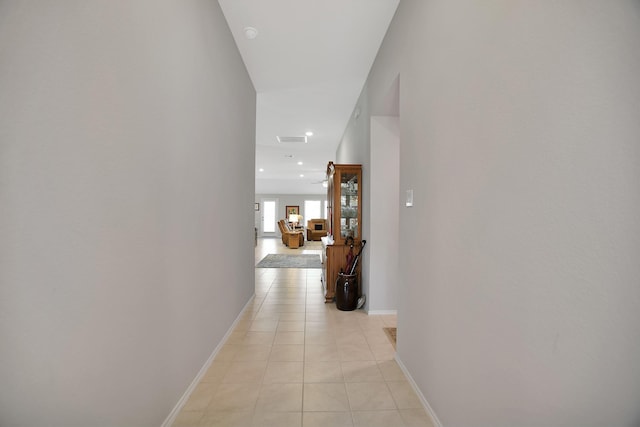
xmin=256 ymin=254 xmax=322 ymax=269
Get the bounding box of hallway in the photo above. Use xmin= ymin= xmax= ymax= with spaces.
xmin=172 ymin=238 xmax=432 ymax=427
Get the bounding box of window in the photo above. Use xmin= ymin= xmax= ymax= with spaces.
xmin=304 ymin=200 xmax=321 ymax=221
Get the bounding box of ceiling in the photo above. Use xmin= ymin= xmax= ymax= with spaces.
xmin=218 ymin=0 xmax=399 ymax=195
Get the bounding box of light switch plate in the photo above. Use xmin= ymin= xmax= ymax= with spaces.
xmin=405 ymin=189 xmax=413 ymax=207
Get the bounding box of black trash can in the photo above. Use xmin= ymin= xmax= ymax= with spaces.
xmin=335 ymin=272 xmax=358 ymax=311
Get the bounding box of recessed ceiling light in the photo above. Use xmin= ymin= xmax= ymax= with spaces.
xmin=297 ymin=161 xmax=303 ymax=165
xmin=259 ymin=168 xmax=264 ymax=172
xmin=243 ymin=27 xmax=258 ymax=39
xmin=299 ymin=174 xmax=304 ymax=178
xmin=305 ymin=131 xmax=313 ymax=137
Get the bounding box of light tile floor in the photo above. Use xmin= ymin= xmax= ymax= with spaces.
xmin=172 ymin=238 xmax=433 ymax=427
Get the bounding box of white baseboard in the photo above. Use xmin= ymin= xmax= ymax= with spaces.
xmin=395 ymin=355 xmax=443 ymax=427
xmin=367 ymin=309 xmax=397 ymax=316
xmin=161 ymin=294 xmax=256 ymax=427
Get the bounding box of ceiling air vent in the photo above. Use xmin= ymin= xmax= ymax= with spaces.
xmin=277 ymin=135 xmax=308 ymax=143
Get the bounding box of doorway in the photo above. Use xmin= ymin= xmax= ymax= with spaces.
xmin=260 ymin=198 xmax=278 ymax=236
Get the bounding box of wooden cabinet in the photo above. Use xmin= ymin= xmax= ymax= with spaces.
xmin=326 ymin=162 xmax=362 ymax=245
xmin=322 ymin=162 xmax=362 ymax=302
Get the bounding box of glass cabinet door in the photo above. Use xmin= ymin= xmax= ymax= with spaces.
xmin=339 ymin=172 xmax=359 ymax=240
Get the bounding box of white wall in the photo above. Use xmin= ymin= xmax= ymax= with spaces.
xmin=0 ymin=1 xmax=256 ymax=426
xmin=336 ymin=61 xmax=401 ymax=312
xmin=339 ymin=1 xmax=640 ymax=426
xmin=336 ymin=91 xmax=372 ymax=308
xmin=369 ymin=116 xmax=400 ymax=313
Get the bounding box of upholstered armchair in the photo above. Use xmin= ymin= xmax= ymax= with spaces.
xmin=278 ymin=219 xmax=304 ymax=248
xmin=306 ymin=219 xmax=328 ymax=241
